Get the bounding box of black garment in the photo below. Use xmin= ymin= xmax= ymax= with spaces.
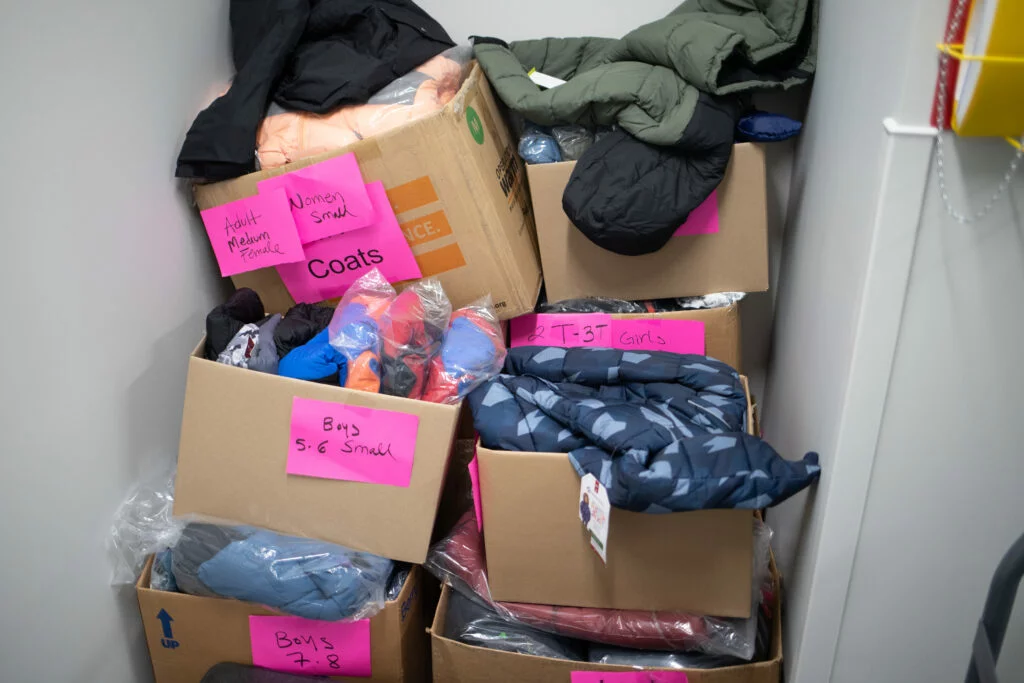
xmin=274 ymin=303 xmax=335 ymax=359
xmin=443 ymin=591 xmax=585 ymax=661
xmin=176 ymin=0 xmax=453 ymax=180
xmin=202 ymin=663 xmax=329 ymax=683
xmin=204 ymin=288 xmax=266 ymax=360
xmin=562 ymin=94 xmax=738 ymax=256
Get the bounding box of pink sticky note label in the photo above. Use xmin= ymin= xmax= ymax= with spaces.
xmin=673 ymin=190 xmax=719 ymax=236
xmin=286 ymin=397 xmax=419 ymax=487
xmin=258 ymin=153 xmax=376 ymax=244
xmin=249 ymin=615 xmax=371 ymax=677
xmin=509 ymin=314 xmax=612 ymax=348
xmin=609 ymin=319 xmax=705 ymax=355
xmin=200 ymin=188 xmax=306 ymax=277
xmin=571 ymin=672 xmax=689 ymax=683
xmin=276 ymin=181 xmax=423 ymax=303
xmin=469 ymin=452 xmax=483 ymax=532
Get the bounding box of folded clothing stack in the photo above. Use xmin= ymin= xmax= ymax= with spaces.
xmin=170 ymin=522 xmax=394 ymax=621
xmin=429 ymin=511 xmax=774 ymax=663
xmin=203 ymin=268 xmax=507 ymax=405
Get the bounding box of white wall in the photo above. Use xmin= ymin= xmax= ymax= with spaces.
xmin=0 ymin=3 xmax=231 ymax=682
xmin=762 ymin=0 xmax=950 ymax=680
xmin=831 ymin=141 xmax=1024 ymax=683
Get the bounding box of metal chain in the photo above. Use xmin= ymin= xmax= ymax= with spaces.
xmin=934 ymin=0 xmax=1024 ymax=224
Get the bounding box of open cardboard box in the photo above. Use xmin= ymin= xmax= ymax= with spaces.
xmin=429 ymin=560 xmax=783 ymax=683
xmin=174 ymin=339 xmax=461 ymax=564
xmin=477 ymin=377 xmax=757 ymax=617
xmin=194 ymin=65 xmax=541 ymax=319
xmin=528 ymin=143 xmax=769 ymax=302
xmin=137 ymin=556 xmax=428 ymax=683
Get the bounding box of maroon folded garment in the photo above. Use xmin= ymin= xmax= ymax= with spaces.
xmin=428 ymin=512 xmax=725 ymax=652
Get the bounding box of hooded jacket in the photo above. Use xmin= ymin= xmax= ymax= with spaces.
xmin=473 ymin=0 xmax=816 ymax=255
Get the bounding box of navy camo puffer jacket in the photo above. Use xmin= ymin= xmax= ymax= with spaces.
xmin=467 ymin=347 xmax=820 ymax=513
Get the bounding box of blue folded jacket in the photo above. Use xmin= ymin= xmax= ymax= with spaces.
xmin=171 ymin=523 xmax=393 ymax=621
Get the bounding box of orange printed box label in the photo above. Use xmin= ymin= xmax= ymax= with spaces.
xmin=401 ymin=211 xmax=452 ymax=248
xmin=387 ymin=177 xmax=438 ymax=215
xmin=415 ymin=243 xmax=467 ymax=277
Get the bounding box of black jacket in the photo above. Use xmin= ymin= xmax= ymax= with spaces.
xmin=176 ymin=0 xmax=453 ymax=180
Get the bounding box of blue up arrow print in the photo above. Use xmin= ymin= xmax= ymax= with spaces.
xmin=157 ymin=609 xmax=180 ymax=650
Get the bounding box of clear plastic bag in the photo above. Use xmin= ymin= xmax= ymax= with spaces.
xmin=552 ymin=125 xmax=595 ymax=161
xmin=444 ymin=590 xmax=585 ymax=661
xmin=109 ymin=469 xmax=184 ymax=585
xmin=586 ymin=645 xmax=745 ymax=669
xmin=537 ymin=297 xmax=646 ymax=314
xmin=675 ymin=292 xmax=746 ymax=310
xmin=422 ymin=297 xmax=507 ymax=404
xmin=201 ymin=662 xmax=338 ymax=683
xmin=328 ymin=268 xmax=396 ymax=393
xmin=172 ymin=522 xmax=393 ymax=622
xmin=380 ymin=280 xmax=452 ymax=399
xmin=426 ymin=511 xmax=772 ymax=659
xmin=386 ymin=563 xmax=412 ymax=601
xmin=257 ymin=46 xmax=474 ymax=170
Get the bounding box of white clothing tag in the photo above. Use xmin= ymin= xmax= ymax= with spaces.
xmin=528 ymin=69 xmax=567 ymax=89
xmin=579 ymin=474 xmax=611 ymax=563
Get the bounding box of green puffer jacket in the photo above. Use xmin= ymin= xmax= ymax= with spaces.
xmin=474 ymin=0 xmax=816 ymax=146
xmin=473 ymin=0 xmax=816 ymax=256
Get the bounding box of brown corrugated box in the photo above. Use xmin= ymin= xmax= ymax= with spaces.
xmin=429 ymin=572 xmax=782 ymax=683
xmin=174 ymin=340 xmax=461 ymax=564
xmin=528 ymin=143 xmax=769 ymax=302
xmin=194 ymin=64 xmax=541 ymax=319
xmin=477 ymin=377 xmax=756 ymax=617
xmin=137 ymin=557 xmax=428 ymax=683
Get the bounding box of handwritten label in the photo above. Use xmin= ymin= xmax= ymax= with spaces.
xmin=509 ymin=314 xmax=612 ymax=348
xmin=258 ymin=153 xmax=375 ymax=244
xmin=286 ymin=397 xmax=419 ymax=487
xmin=571 ymin=673 xmax=689 ymax=682
xmin=200 ymin=189 xmax=305 ymax=277
xmin=276 ymin=181 xmax=423 ymax=303
xmin=249 ymin=615 xmax=370 ymax=677
xmin=612 ymin=319 xmax=705 ymax=355
xmin=469 ymin=452 xmax=483 ymax=532
xmin=511 ymin=315 xmax=705 ymax=355
xmin=673 ymin=190 xmax=719 ymax=236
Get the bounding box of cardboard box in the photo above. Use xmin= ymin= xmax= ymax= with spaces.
xmin=477 ymin=377 xmax=756 ymax=617
xmin=429 ymin=577 xmax=782 ymax=683
xmin=138 ymin=557 xmax=428 ymax=683
xmin=529 ymin=143 xmax=768 ymax=302
xmin=174 ymin=340 xmax=461 ymax=564
xmin=194 ymin=65 xmax=541 ymax=320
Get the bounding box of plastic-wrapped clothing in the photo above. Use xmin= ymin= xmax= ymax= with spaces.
xmin=171 ymin=523 xmax=393 ymax=621
xmin=327 ymin=270 xmax=395 ymax=393
xmin=426 ymin=511 xmax=765 ymax=658
xmin=176 ymin=0 xmax=454 ymax=180
xmin=586 ymin=645 xmax=746 ymax=669
xmin=257 ymin=46 xmax=473 ymax=170
xmin=217 ymin=314 xmax=283 ymax=373
xmin=518 ymin=126 xmax=561 ymax=164
xmin=204 ymin=288 xmax=266 ymax=360
xmin=380 ymin=282 xmax=451 ymax=399
xmin=274 ymin=303 xmax=335 ymax=359
xmin=553 ymin=125 xmax=595 ymax=160
xmin=473 ymin=0 xmax=816 ymax=254
xmin=201 ymin=662 xmax=331 ymax=683
xmin=444 ymin=591 xmax=585 ymax=661
xmin=468 ymin=347 xmax=820 ymax=512
xmin=737 ymin=111 xmax=803 ymax=142
xmin=278 ymin=329 xmax=348 ymax=384
xmin=536 ymin=293 xmax=745 ymax=314
xmin=150 ymin=549 xmax=178 ymax=592
xmin=422 ymin=302 xmax=506 ymax=404
xmin=386 ymin=563 xmax=411 ymax=600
